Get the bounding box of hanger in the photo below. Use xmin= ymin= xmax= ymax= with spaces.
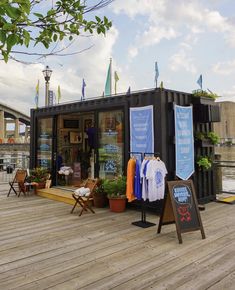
xmin=154 ymin=152 xmax=161 ymax=161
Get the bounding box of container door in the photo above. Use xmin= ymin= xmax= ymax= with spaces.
xmin=97 ymin=110 xmax=124 ymax=179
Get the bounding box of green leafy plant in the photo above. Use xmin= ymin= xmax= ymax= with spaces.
xmin=195 ymin=131 xmax=220 ymax=145
xmin=103 ymin=176 xmax=127 ymax=199
xmin=195 ymin=132 xmax=206 ymax=141
xmin=28 ymin=167 xmax=50 ymax=183
xmin=94 ymin=179 xmax=106 ymax=196
xmin=207 ymin=131 xmax=220 ymax=145
xmin=196 ymin=156 xmax=212 ymax=170
xmin=192 ymin=90 xmax=219 ymax=100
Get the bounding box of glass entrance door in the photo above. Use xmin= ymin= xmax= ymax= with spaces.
xmin=36 ymin=118 xmax=53 ymax=170
xmin=98 ymin=110 xmax=124 ymax=179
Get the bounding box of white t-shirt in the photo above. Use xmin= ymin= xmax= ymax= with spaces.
xmin=145 ymin=159 xmax=167 ymax=202
xmin=140 ymin=159 xmax=150 ymax=201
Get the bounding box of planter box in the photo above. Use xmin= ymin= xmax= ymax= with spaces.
xmin=195 ymin=139 xmax=214 ymax=147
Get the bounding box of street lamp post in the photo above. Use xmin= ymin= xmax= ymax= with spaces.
xmin=42 ymin=65 xmax=53 ymax=106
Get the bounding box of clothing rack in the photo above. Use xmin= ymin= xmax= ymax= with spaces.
xmin=129 ymin=151 xmax=157 ymax=228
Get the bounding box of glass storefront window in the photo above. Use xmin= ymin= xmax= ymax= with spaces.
xmin=37 ymin=118 xmax=53 ymax=170
xmin=98 ymin=110 xmax=123 ymax=179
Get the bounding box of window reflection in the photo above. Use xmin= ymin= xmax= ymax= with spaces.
xmin=98 ymin=110 xmax=123 ymax=179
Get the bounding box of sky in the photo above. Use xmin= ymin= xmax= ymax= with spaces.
xmin=0 ymin=0 xmax=235 ymax=116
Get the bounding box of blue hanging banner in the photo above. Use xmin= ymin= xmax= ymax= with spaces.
xmin=175 ymin=105 xmax=194 ymax=180
xmin=130 ymin=105 xmax=154 ymax=155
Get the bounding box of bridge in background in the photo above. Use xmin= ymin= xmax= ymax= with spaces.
xmin=0 ymin=102 xmax=30 ymax=144
xmin=0 ymin=103 xmax=30 ymax=179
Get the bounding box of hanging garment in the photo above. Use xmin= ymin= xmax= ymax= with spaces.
xmin=126 ymin=158 xmax=136 ymax=202
xmin=146 ymin=159 xmax=168 ymax=202
xmin=134 ymin=159 xmax=142 ymax=200
xmin=140 ymin=159 xmax=150 ymax=201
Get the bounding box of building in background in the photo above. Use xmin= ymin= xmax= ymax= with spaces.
xmin=214 ymin=101 xmax=235 ymax=145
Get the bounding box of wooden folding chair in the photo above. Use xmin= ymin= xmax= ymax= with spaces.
xmin=8 ymin=169 xmax=27 ymax=197
xmin=71 ymin=178 xmax=98 ymax=216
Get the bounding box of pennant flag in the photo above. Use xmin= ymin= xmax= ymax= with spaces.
xmin=155 ymin=61 xmax=159 ymax=87
xmin=35 ymin=80 xmax=39 ymax=108
xmin=105 ymin=58 xmax=112 ymax=96
xmin=114 ymin=71 xmax=119 ymax=94
xmin=160 ymin=81 xmax=164 ymax=90
xmin=82 ymin=78 xmax=86 ymax=100
xmin=197 ymin=74 xmax=202 ymax=90
xmin=126 ymin=86 xmax=131 ymax=95
xmin=57 ymin=85 xmax=61 ymax=104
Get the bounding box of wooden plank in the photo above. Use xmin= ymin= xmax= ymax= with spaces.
xmin=0 ymin=183 xmax=234 ymax=289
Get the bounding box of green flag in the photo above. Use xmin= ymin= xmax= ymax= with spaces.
xmin=105 ymin=59 xmax=112 ymax=96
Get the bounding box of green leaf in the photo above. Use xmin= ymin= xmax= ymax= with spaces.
xmin=23 ymin=30 xmax=30 ymax=46
xmin=95 ymin=16 xmax=101 ymax=22
xmin=20 ymin=1 xmax=31 ymax=15
xmin=5 ymin=5 xmax=21 ymax=19
xmin=7 ymin=33 xmax=18 ymax=52
xmin=3 ymin=23 xmax=15 ymax=31
xmin=0 ymin=30 xmax=6 ymax=43
xmin=33 ymin=12 xmax=44 ymax=19
xmin=53 ymin=34 xmax=58 ymax=42
xmin=104 ymin=16 xmax=108 ymax=24
xmin=3 ymin=51 xmax=8 ymax=63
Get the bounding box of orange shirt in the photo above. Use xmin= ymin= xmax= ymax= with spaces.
xmin=126 ymin=158 xmax=136 ymax=202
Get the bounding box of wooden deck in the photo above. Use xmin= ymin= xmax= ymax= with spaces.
xmin=1 ymin=184 xmax=235 ymax=290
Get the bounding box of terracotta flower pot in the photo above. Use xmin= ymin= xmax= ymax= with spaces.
xmin=37 ymin=182 xmax=46 ymax=189
xmin=93 ymin=194 xmax=108 ymax=208
xmin=109 ymin=198 xmax=126 ymax=213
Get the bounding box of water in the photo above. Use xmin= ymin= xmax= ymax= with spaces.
xmin=215 ymin=146 xmax=235 ymax=193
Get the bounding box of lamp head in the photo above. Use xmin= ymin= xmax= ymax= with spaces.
xmin=42 ymin=65 xmax=52 ymax=82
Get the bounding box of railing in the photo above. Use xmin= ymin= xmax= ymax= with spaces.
xmin=0 ymin=154 xmax=29 ymax=183
xmin=213 ymin=160 xmax=235 ymax=194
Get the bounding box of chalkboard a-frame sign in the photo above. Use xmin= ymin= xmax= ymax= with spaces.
xmin=157 ymin=180 xmax=206 ymax=244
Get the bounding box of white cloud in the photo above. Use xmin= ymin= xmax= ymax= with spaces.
xmin=169 ymin=49 xmax=197 ymax=73
xmin=0 ymin=62 xmax=44 ymax=115
xmin=141 ymin=26 xmax=179 ymax=47
xmin=0 ymin=26 xmax=122 ymax=114
xmin=212 ymin=60 xmax=235 ymax=75
xmin=112 ymin=0 xmax=235 ymax=59
xmin=128 ymin=46 xmax=138 ymax=59
xmin=112 ymin=0 xmax=163 ymax=19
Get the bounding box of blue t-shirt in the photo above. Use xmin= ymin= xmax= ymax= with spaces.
xmin=134 ymin=159 xmax=142 ymax=200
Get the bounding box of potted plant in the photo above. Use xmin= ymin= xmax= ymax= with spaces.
xmin=207 ymin=131 xmax=219 ymax=145
xmin=28 ymin=167 xmax=50 ymax=189
xmin=192 ymin=90 xmax=219 ymax=100
xmin=103 ymin=176 xmax=127 ymax=213
xmin=93 ymin=179 xmax=108 ymax=208
xmin=196 ymin=156 xmax=212 ymax=171
xmin=195 ymin=131 xmax=219 ymax=146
